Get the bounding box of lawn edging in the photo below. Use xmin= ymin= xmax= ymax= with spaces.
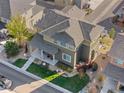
xmin=0 ymin=59 xmax=72 ymax=93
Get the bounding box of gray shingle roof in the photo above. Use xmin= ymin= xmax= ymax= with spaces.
xmin=37 ymin=8 xmax=104 ymax=48
xmin=30 ymin=33 xmax=58 ymax=54
xmin=108 ymin=33 xmax=124 ymax=60
xmin=79 ymin=21 xmax=95 ymax=40
xmin=39 ymin=18 xmax=84 ymax=47
xmin=0 ymin=0 xmax=11 ymax=19
xmin=36 ymin=9 xmax=69 ymax=30
xmin=51 ymin=31 xmax=75 ymax=46
xmin=104 ymin=63 xmax=124 ymax=84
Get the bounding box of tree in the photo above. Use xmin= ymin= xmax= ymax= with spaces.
xmin=6 ymin=15 xmax=29 ymax=46
xmin=4 ymin=41 xmax=19 ymax=57
xmin=108 ymin=28 xmax=116 ymax=39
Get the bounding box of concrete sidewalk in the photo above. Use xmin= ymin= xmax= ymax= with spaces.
xmin=21 ymin=56 xmax=35 ymax=70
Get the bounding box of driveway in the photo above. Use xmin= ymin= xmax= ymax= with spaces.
xmin=0 ymin=63 xmax=63 ymax=93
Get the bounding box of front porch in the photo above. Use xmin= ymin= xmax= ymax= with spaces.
xmin=31 ymin=49 xmax=58 ymax=66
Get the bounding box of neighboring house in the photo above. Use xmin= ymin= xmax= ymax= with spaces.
xmin=98 ymin=0 xmax=124 ymax=33
xmin=101 ymin=33 xmax=124 ymax=93
xmin=29 ymin=8 xmax=104 ymax=68
xmin=0 ymin=0 xmax=11 ymax=23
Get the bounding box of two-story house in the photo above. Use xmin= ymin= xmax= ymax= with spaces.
xmin=101 ymin=33 xmax=124 ymax=93
xmin=29 ymin=8 xmax=104 ymax=68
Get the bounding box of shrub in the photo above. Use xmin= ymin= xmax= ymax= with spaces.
xmin=119 ymin=85 xmax=124 ymax=91
xmin=57 ymin=63 xmax=73 ymax=72
xmin=92 ymin=63 xmax=98 ymax=72
xmin=108 ymin=28 xmax=116 ymax=39
xmin=4 ymin=41 xmax=19 ymax=57
xmin=107 ymin=90 xmax=114 ymax=93
xmin=98 ymin=75 xmax=105 ymax=82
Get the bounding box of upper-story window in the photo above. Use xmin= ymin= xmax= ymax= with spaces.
xmin=54 ymin=40 xmax=74 ymax=50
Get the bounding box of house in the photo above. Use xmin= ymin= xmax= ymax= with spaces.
xmin=0 ymin=0 xmax=11 ymax=23
xmin=29 ymin=7 xmax=104 ymax=68
xmin=101 ymin=33 xmax=124 ymax=93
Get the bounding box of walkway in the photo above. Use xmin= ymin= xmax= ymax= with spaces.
xmin=22 ymin=56 xmax=35 ymax=70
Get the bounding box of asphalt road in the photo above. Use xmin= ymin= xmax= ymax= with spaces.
xmin=0 ymin=63 xmax=63 ymax=93
xmin=85 ymin=0 xmax=122 ymax=23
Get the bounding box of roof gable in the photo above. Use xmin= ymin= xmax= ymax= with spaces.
xmin=65 ymin=19 xmax=84 ymax=47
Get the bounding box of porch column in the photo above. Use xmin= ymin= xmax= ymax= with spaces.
xmin=73 ymin=52 xmax=77 ymax=69
xmin=116 ymin=81 xmax=121 ymax=91
xmin=40 ymin=50 xmax=44 ymax=59
xmin=29 ymin=46 xmax=33 ymax=54
xmin=53 ymin=55 xmax=55 ymax=62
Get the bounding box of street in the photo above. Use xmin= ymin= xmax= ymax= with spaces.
xmin=85 ymin=0 xmax=122 ymax=23
xmin=0 ymin=63 xmax=63 ymax=93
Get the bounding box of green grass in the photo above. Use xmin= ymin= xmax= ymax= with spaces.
xmin=13 ymin=58 xmax=27 ymax=68
xmin=27 ymin=63 xmax=90 ymax=93
xmin=13 ymin=59 xmax=89 ymax=93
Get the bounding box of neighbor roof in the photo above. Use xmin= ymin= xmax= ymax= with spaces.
xmin=104 ymin=63 xmax=124 ymax=84
xmin=108 ymin=33 xmax=124 ymax=60
xmin=36 ymin=0 xmax=62 ymax=10
xmin=31 ymin=5 xmax=45 ymax=17
xmin=0 ymin=0 xmax=11 ymax=19
xmin=9 ymin=0 xmax=35 ymax=16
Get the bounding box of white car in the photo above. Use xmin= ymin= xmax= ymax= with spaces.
xmin=0 ymin=75 xmax=12 ymax=89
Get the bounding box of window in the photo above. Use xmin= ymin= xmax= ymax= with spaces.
xmin=116 ymin=59 xmax=123 ymax=65
xmin=62 ymin=53 xmax=71 ymax=63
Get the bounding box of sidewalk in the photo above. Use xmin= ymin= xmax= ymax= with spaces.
xmin=21 ymin=56 xmax=35 ymax=70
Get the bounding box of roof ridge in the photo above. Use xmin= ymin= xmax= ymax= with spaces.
xmin=40 ymin=19 xmax=69 ymax=34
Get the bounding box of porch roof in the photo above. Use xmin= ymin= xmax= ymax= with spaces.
xmin=30 ymin=33 xmax=58 ymax=55
xmin=104 ymin=63 xmax=124 ymax=84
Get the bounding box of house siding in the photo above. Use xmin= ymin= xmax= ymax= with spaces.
xmin=77 ymin=44 xmax=90 ymax=62
xmin=55 ymin=47 xmax=75 ymax=67
xmin=43 ymin=40 xmax=76 ymax=67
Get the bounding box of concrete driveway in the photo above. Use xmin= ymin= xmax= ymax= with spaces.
xmin=0 ymin=63 xmax=63 ymax=93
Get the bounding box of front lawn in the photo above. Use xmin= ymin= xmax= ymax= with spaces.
xmin=27 ymin=63 xmax=90 ymax=93
xmin=13 ymin=59 xmax=90 ymax=93
xmin=13 ymin=58 xmax=27 ymax=68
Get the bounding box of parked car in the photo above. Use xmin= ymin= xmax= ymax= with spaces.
xmin=0 ymin=75 xmax=12 ymax=89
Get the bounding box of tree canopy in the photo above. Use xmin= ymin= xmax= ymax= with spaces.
xmin=6 ymin=15 xmax=29 ymax=46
